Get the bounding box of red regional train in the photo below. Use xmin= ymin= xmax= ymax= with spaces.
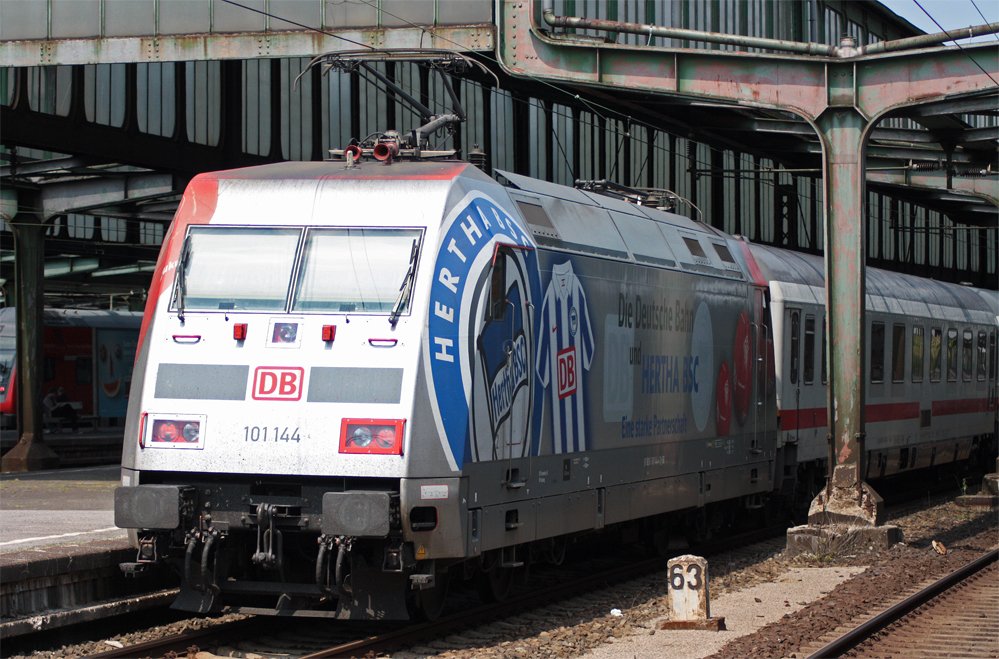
xmin=0 ymin=307 xmax=141 ymax=429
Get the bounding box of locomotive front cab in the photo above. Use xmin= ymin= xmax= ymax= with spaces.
xmin=115 ymin=164 xmax=474 ymax=619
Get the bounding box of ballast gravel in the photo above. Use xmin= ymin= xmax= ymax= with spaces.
xmin=430 ymin=499 xmax=997 ymax=659
xmin=9 ymin=497 xmax=996 ymax=658
xmin=583 ymin=566 xmax=866 ymax=659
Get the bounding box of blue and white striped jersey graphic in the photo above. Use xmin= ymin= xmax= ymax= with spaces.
xmin=536 ymin=260 xmax=594 ymax=453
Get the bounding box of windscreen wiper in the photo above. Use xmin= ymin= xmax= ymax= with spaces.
xmin=174 ymin=237 xmax=192 ymax=322
xmin=389 ymin=239 xmax=419 ymax=327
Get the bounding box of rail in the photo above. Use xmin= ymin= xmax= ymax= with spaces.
xmin=806 ymin=548 xmax=999 ymax=659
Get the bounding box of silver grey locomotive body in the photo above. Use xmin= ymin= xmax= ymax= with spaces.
xmin=115 ymin=160 xmax=997 ymax=618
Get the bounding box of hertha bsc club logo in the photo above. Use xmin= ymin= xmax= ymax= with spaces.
xmin=426 ymin=191 xmax=543 ymax=468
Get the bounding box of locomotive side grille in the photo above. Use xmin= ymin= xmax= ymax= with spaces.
xmin=306 ymin=367 xmax=403 ymax=404
xmin=154 ymin=363 xmax=250 ymax=400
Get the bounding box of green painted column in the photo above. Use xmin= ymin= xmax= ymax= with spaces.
xmin=1 ymin=213 xmax=59 ymax=472
xmin=808 ymin=106 xmax=883 ymax=526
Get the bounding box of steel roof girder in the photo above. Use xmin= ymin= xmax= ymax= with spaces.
xmin=0 ymin=25 xmax=495 ymax=66
xmin=498 ymin=1 xmax=830 ymax=119
xmin=867 ymin=169 xmax=999 ymax=207
xmin=854 ymin=46 xmax=999 ymax=120
xmin=500 ymin=1 xmax=999 ymax=123
xmin=864 ymin=145 xmax=964 ymax=163
xmin=906 ymin=94 xmax=999 ymax=118
xmin=0 ymin=156 xmax=103 ymax=178
xmin=957 ymin=125 xmax=999 ymax=145
xmin=38 ymin=173 xmax=176 ymax=220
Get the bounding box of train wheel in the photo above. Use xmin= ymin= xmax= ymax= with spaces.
xmin=411 ymin=573 xmax=450 ymax=621
xmin=477 ymin=565 xmax=514 ymax=602
xmin=546 ymin=537 xmax=568 ymax=566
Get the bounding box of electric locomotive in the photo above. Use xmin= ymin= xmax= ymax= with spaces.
xmin=115 ymin=146 xmax=997 ymax=620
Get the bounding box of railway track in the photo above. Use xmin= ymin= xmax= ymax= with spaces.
xmin=89 ymin=555 xmax=666 ymax=658
xmin=807 ymin=549 xmax=999 ymax=659
xmin=68 ymin=488 xmax=984 ymax=659
xmin=88 ymin=526 xmax=783 ymax=658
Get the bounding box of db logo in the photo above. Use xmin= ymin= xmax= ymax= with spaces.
xmin=557 ymin=347 xmax=577 ymax=399
xmin=252 ymin=367 xmax=304 ymax=401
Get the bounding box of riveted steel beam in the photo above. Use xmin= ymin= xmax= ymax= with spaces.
xmin=0 ymin=26 xmax=495 ymax=67
xmin=867 ymin=169 xmax=999 ymax=207
xmin=957 ymin=125 xmax=999 ymax=144
xmin=905 ymin=94 xmax=999 ymax=117
xmin=498 ymin=3 xmax=999 ymax=121
xmin=37 ymin=173 xmax=177 ymax=218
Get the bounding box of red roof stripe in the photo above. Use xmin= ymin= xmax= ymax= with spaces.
xmin=135 ymin=175 xmax=219 ymax=358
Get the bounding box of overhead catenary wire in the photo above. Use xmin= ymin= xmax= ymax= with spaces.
xmin=218 ymin=0 xmax=978 ymax=192
xmin=968 ymin=0 xmax=999 ymax=41
xmin=153 ymin=1 xmax=989 ymax=254
xmin=219 ymin=0 xmax=375 ymax=51
xmin=913 ymin=0 xmax=999 ymax=87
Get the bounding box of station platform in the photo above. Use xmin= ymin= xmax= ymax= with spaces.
xmin=1 ymin=426 xmax=125 ymax=469
xmin=0 ymin=464 xmax=125 ymax=549
xmin=0 ymin=464 xmax=176 ymax=637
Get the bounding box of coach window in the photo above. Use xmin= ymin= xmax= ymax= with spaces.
xmin=821 ymin=319 xmax=828 ymax=384
xmin=962 ymin=330 xmax=973 ymax=381
xmin=990 ymin=330 xmax=997 ymax=382
xmin=911 ymin=326 xmax=924 ymax=383
xmin=870 ymin=321 xmax=885 ymax=383
xmin=790 ymin=310 xmax=800 ymax=385
xmin=977 ymin=331 xmax=988 ymax=381
xmin=946 ymin=328 xmax=958 ymax=382
xmin=891 ymin=324 xmax=906 ymax=383
xmin=930 ymin=327 xmax=942 ymax=382
xmin=803 ymin=315 xmax=815 ymax=384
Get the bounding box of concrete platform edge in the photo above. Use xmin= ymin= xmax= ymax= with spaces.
xmin=0 ymin=588 xmax=178 ymax=639
xmin=0 ymin=540 xmax=133 ymax=583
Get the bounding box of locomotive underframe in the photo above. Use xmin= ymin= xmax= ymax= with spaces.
xmin=116 ymin=425 xmax=994 ymax=619
xmin=117 ymin=443 xmax=780 ymax=618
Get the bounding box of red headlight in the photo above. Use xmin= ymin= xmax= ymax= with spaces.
xmin=339 ymin=418 xmax=405 ymax=455
xmin=141 ymin=415 xmax=205 ymax=449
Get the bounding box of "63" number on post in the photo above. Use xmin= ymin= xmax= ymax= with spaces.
xmin=669 ymin=563 xmax=703 ymax=590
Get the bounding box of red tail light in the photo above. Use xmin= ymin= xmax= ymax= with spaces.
xmin=233 ymin=323 xmax=248 ymax=341
xmin=339 ymin=419 xmax=405 ymax=455
xmin=322 ymin=325 xmax=336 ymax=342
